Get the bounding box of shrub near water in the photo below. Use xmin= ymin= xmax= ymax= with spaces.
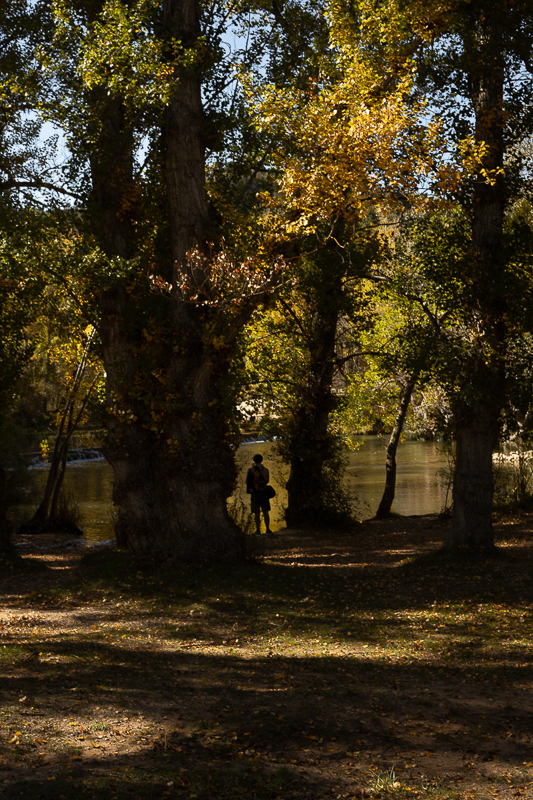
xmin=493 ymin=445 xmax=533 ymax=510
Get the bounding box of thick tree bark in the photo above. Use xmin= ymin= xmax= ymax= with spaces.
xmin=446 ymin=13 xmax=506 ymax=551
xmin=375 ymin=373 xmax=417 ymax=519
xmin=96 ymin=0 xmax=245 ymax=560
xmin=284 ymin=287 xmax=339 ymax=527
xmin=104 ymin=349 xmax=242 ymax=560
xmin=284 ymin=394 xmax=335 ymax=527
xmin=448 ymin=399 xmax=500 ymax=550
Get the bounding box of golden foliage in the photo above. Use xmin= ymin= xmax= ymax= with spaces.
xmin=244 ymin=0 xmax=487 ymax=237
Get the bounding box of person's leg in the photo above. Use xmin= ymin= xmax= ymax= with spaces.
xmin=264 ymin=510 xmax=271 ymax=533
xmin=252 ymin=495 xmax=261 ymax=534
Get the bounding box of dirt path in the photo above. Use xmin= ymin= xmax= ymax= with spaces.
xmin=0 ymin=515 xmax=532 ymax=799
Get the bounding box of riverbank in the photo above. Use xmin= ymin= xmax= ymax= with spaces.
xmin=11 ymin=437 xmax=449 ymax=543
xmin=0 ymin=513 xmax=532 ymax=799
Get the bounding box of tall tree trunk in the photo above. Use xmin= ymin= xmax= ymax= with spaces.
xmin=446 ymin=12 xmax=506 ymax=551
xmin=104 ymin=348 xmax=243 ymax=560
xmin=285 ymin=287 xmax=339 ymax=527
xmin=98 ymin=0 xmax=245 ymax=561
xmin=448 ymin=399 xmax=500 ymax=550
xmin=375 ymin=373 xmax=417 ymax=519
xmin=284 ymin=392 xmax=336 ymax=527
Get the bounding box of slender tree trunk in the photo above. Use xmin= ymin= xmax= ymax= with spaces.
xmin=446 ymin=13 xmax=506 ymax=551
xmin=26 ymin=339 xmax=96 ymax=533
xmin=28 ymin=402 xmax=71 ymax=530
xmin=49 ymin=404 xmax=74 ymax=520
xmin=375 ymin=373 xmax=417 ymax=519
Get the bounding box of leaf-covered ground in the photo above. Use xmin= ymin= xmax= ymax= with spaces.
xmin=0 ymin=513 xmax=532 ymax=799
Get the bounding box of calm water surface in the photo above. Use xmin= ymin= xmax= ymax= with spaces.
xmin=12 ymin=437 xmax=449 ymax=543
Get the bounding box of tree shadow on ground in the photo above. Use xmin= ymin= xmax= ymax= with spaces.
xmin=0 ymin=514 xmax=532 ymax=798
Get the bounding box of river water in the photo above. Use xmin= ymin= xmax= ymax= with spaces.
xmin=12 ymin=437 xmax=449 ymax=543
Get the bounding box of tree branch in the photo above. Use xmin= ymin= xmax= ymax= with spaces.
xmin=0 ymin=178 xmax=84 ymax=201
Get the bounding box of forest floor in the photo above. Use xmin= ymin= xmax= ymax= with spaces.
xmin=0 ymin=513 xmax=532 ymax=800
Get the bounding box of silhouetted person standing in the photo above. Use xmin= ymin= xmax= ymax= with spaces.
xmin=246 ymin=454 xmax=273 ymax=535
